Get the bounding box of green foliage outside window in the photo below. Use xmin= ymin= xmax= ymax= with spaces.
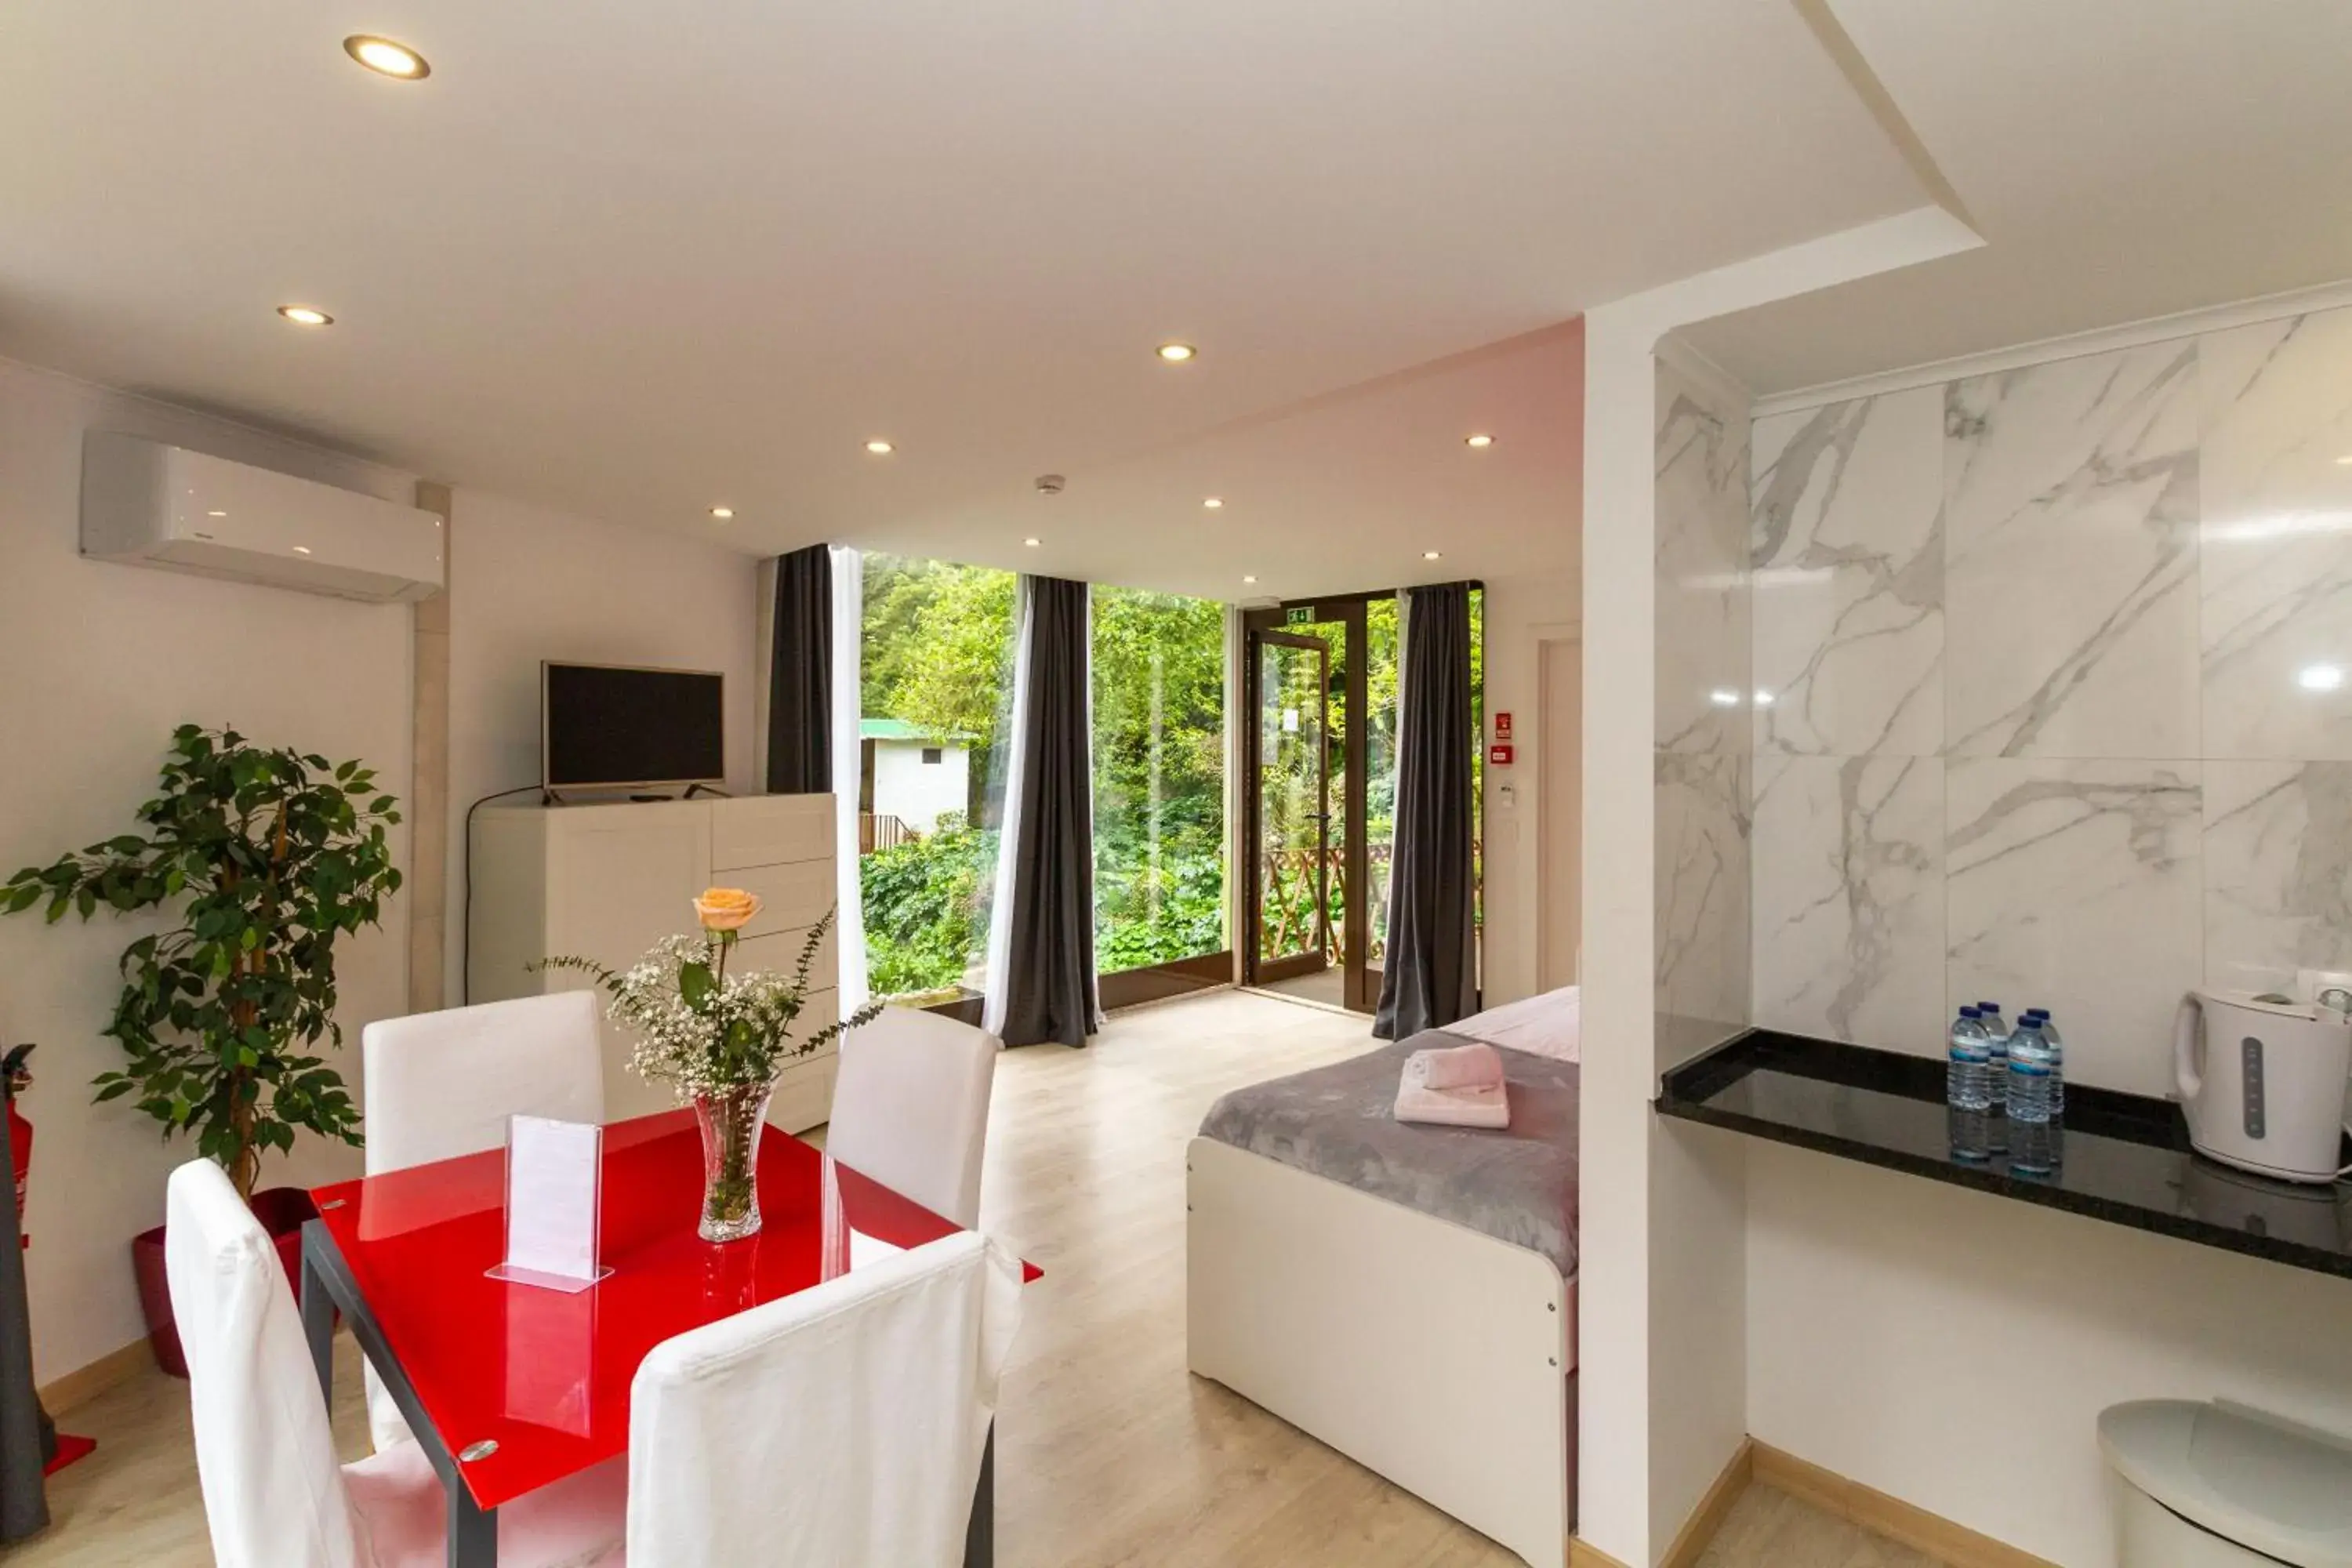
xmin=857 ymin=557 xmax=1229 ymax=998
xmin=1091 ymin=586 xmax=1225 ymax=971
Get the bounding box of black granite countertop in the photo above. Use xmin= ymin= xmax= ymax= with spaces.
xmin=1657 ymin=1030 xmax=2352 ymax=1281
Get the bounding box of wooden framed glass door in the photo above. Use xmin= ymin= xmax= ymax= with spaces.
xmin=1247 ymin=630 xmax=1330 ymax=985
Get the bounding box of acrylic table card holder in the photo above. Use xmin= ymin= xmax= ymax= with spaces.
xmin=485 ymin=1114 xmax=613 ymax=1294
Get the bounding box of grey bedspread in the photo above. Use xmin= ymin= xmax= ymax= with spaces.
xmin=1196 ymin=1032 xmax=1579 ymax=1276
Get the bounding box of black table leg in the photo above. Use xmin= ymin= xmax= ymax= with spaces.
xmin=448 ymin=1480 xmax=499 ymax=1567
xmin=299 ymin=1218 xmax=500 ymax=1566
xmin=299 ymin=1221 xmax=335 ymax=1405
xmin=963 ymin=1423 xmax=994 ymax=1568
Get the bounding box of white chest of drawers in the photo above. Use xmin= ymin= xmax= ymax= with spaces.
xmin=468 ymin=793 xmax=843 ymax=1131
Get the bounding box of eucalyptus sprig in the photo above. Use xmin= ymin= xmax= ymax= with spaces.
xmin=2 ymin=725 xmax=401 ymax=1198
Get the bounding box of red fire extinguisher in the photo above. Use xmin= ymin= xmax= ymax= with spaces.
xmin=2 ymin=1046 xmax=29 ymax=1253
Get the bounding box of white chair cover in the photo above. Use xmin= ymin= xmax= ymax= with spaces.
xmin=168 ymin=1156 xmax=628 ymax=1568
xmin=166 ymin=1158 xmax=366 ymax=1568
xmin=825 ymin=1007 xmax=1000 ymax=1228
xmin=360 ymin=990 xmax=606 ymax=1449
xmin=625 ymin=1229 xmax=1025 ymax=1568
xmin=362 ymin=991 xmax=606 ymax=1176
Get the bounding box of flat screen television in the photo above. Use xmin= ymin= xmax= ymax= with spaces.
xmin=542 ymin=662 xmax=725 ymax=791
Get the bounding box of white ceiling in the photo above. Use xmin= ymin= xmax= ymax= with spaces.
xmin=887 ymin=322 xmax=1584 ymax=604
xmin=1684 ymin=0 xmax=2352 ymax=396
xmin=1 ymin=2 xmax=1922 ymax=595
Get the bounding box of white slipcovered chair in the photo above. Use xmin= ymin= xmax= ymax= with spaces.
xmin=823 ymin=1007 xmax=1000 ymax=1229
xmin=359 ymin=990 xmax=607 ymax=1451
xmin=164 ymin=1158 xmax=624 ymax=1568
xmin=626 ymin=1229 xmax=1024 ymax=1567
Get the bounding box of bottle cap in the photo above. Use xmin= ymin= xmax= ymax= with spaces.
xmin=2024 ymin=1008 xmax=2048 ymax=1022
xmin=1977 ymin=1001 xmax=2002 ymax=1012
xmin=1958 ymin=1007 xmax=1980 ymax=1019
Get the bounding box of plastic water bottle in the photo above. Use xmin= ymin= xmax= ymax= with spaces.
xmin=2030 ymin=1010 xmax=2064 ymax=1119
xmin=1946 ymin=1007 xmax=1991 ymax=1110
xmin=1976 ymin=1002 xmax=2010 ymax=1110
xmin=1947 ymin=1103 xmax=1991 ymax=1163
xmin=2006 ymin=1015 xmax=2060 ymax=1174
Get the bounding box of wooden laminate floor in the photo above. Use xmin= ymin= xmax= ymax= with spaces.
xmin=9 ymin=988 xmax=1936 ymax=1566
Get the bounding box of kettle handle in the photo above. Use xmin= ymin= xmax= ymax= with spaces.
xmin=2173 ymin=993 xmax=2204 ymax=1103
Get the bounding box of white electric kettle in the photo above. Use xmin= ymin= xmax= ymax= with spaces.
xmin=2173 ymin=989 xmax=2352 ymax=1185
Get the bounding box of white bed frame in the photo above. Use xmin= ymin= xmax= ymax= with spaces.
xmin=1186 ymin=1135 xmax=1576 ymax=1567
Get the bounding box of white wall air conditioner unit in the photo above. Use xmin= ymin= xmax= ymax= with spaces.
xmin=79 ymin=432 xmax=445 ymax=604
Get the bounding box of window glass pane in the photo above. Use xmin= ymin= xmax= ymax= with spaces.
xmin=858 ymin=554 xmax=1017 ymax=1001
xmin=1091 ymin=586 xmax=1226 ymax=973
xmin=1363 ymin=594 xmax=1401 ymax=976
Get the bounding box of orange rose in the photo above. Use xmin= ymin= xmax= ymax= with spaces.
xmin=693 ymin=887 xmax=761 ymax=932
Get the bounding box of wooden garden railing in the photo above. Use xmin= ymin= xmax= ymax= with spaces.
xmin=1259 ymin=839 xmax=1482 ymax=968
xmin=860 ymin=813 xmax=914 ymax=853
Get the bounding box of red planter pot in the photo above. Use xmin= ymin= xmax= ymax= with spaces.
xmin=129 ymin=1185 xmax=319 ymax=1380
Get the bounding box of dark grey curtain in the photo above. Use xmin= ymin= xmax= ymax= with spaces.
xmin=765 ymin=544 xmax=832 ymax=794
xmin=1375 ymin=583 xmax=1478 ymax=1040
xmin=0 ymin=1092 xmax=48 ymax=1542
xmin=993 ymin=575 xmax=1099 ymax=1047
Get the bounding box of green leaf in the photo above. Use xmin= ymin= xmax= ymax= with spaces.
xmin=679 ymin=961 xmax=715 ymax=1011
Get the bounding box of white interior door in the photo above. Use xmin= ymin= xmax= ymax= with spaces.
xmin=1537 ymin=637 xmax=1582 ymax=989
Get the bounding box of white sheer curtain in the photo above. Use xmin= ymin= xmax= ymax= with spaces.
xmin=829 ymin=545 xmax=869 ymax=1011
xmin=979 ymin=579 xmax=1034 ymax=1039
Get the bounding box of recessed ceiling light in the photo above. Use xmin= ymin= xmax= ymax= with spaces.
xmin=1023 ymin=537 xmax=1042 ymax=548
xmin=1465 ymin=434 xmax=1495 ymax=449
xmin=1156 ymin=343 xmax=1197 ymax=363
xmin=1422 ymin=550 xmax=1442 ymax=561
xmin=344 ymin=35 xmax=430 ymax=79
xmin=292 ymin=546 xmax=313 ymax=556
xmin=2335 ymin=452 xmax=2352 ymax=465
xmin=1709 ymin=689 xmax=1741 ymax=708
xmin=865 ymin=439 xmax=895 ymax=456
xmin=1203 ymin=497 xmax=1224 ymax=509
xmin=1754 ymin=690 xmax=1777 ymax=708
xmin=2297 ymin=662 xmax=2345 ymax=692
xmin=1243 ymin=575 xmax=1258 ymax=584
xmin=206 ymin=510 xmax=227 ymax=518
xmin=277 ymin=305 xmax=333 ymax=327
xmin=709 ymin=506 xmax=734 ymax=521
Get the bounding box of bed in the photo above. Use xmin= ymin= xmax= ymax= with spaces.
xmin=1186 ymin=986 xmax=1581 ymax=1568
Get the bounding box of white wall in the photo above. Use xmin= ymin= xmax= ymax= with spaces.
xmin=1476 ymin=323 xmax=1584 ymax=1010
xmin=1748 ymin=1143 xmax=2352 ymax=1566
xmin=871 ymin=740 xmax=969 ymax=836
xmin=443 ymin=490 xmax=763 ymax=1005
xmin=0 ymin=358 xmax=416 ymax=1381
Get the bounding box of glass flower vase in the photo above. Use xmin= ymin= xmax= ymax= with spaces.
xmin=692 ymin=1084 xmax=773 ymax=1243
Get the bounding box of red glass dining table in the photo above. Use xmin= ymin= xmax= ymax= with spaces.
xmin=299 ymin=1108 xmax=1034 ymax=1567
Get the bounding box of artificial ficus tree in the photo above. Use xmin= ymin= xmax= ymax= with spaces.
xmin=2 ymin=726 xmax=401 ymax=1199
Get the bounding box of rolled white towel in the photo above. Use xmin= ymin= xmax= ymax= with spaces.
xmin=1401 ymin=1041 xmax=1504 ymax=1092
xmin=1394 ymin=1080 xmax=1510 ymax=1130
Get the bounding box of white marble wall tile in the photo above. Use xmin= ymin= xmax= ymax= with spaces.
xmin=2199 ymin=309 xmax=2352 ymax=759
xmin=2203 ymin=760 xmax=2352 ymax=995
xmin=1945 ymin=759 xmax=2201 ymax=1097
xmin=1751 ymin=388 xmax=1944 ymax=759
xmin=1945 ymin=343 xmax=2201 ymax=759
xmin=1751 ymin=754 xmax=1946 ymax=1054
xmin=1657 ymin=751 xmax=1750 ymax=1042
xmin=1657 ymin=360 xmax=1751 ymax=755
